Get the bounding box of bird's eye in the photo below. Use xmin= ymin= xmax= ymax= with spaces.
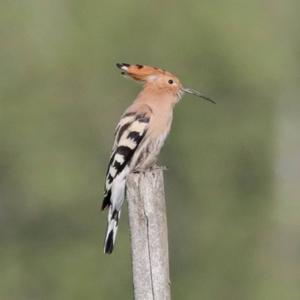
xmin=168 ymin=79 xmax=174 ymax=84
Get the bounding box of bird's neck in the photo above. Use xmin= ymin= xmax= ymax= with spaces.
xmin=135 ymin=86 xmax=179 ymax=109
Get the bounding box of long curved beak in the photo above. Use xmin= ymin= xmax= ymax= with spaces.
xmin=182 ymin=87 xmax=215 ymax=104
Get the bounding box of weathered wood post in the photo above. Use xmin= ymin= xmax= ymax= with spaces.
xmin=126 ymin=168 xmax=171 ymax=300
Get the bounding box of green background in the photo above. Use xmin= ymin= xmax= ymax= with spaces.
xmin=1 ymin=1 xmax=300 ymax=299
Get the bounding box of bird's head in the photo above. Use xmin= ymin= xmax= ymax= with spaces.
xmin=116 ymin=63 xmax=215 ymax=104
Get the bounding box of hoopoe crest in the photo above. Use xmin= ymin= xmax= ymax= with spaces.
xmin=102 ymin=63 xmax=214 ymax=254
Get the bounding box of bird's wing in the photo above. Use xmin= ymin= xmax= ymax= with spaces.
xmin=102 ymin=108 xmax=151 ymax=210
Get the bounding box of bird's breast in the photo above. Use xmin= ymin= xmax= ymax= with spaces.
xmin=148 ymin=110 xmax=173 ymax=154
xmin=149 ymin=106 xmax=173 ymax=138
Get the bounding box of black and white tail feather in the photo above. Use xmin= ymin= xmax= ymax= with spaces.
xmin=102 ymin=108 xmax=150 ymax=254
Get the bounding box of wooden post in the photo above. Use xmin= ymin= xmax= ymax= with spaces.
xmin=126 ymin=168 xmax=171 ymax=300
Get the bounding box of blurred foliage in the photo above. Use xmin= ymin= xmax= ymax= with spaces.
xmin=1 ymin=0 xmax=299 ymax=299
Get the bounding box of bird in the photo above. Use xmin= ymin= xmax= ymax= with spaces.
xmin=102 ymin=63 xmax=215 ymax=254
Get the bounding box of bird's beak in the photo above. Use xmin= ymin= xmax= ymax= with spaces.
xmin=182 ymin=87 xmax=215 ymax=104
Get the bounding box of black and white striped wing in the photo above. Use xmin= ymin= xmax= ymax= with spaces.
xmin=102 ymin=112 xmax=150 ymax=210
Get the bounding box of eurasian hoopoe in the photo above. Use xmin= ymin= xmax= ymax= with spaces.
xmin=102 ymin=63 xmax=214 ymax=254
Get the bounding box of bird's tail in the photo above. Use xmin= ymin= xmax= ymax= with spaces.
xmin=104 ymin=205 xmax=121 ymax=254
